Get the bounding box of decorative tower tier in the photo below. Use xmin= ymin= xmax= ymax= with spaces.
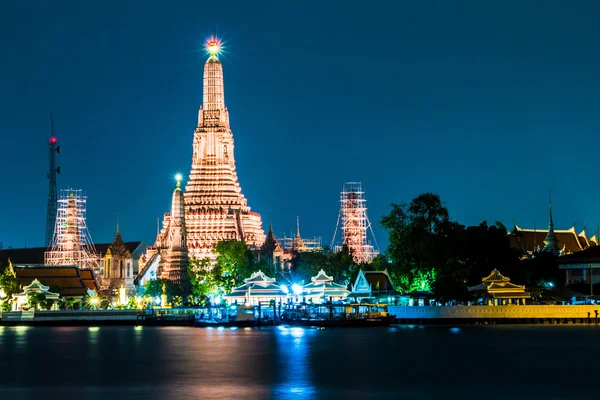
xmin=184 ymin=38 xmax=265 ymax=261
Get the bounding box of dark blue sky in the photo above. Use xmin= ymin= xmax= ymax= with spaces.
xmin=1 ymin=1 xmax=600 ymax=250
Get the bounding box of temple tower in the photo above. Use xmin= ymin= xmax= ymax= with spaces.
xmin=157 ymin=177 xmax=190 ymax=290
xmin=183 ymin=37 xmax=265 ymax=261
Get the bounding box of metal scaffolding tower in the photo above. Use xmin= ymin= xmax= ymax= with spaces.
xmin=45 ymin=189 xmax=99 ymax=270
xmin=331 ymin=182 xmax=379 ymax=264
xmin=45 ymin=113 xmax=61 ymax=247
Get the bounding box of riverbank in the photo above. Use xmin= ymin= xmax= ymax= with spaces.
xmin=4 ymin=305 xmax=600 ymax=327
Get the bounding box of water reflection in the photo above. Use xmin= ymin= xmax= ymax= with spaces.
xmin=274 ymin=326 xmax=317 ymax=398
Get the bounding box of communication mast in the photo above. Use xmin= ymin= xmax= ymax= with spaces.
xmin=331 ymin=182 xmax=379 ymax=264
xmin=45 ymin=189 xmax=99 ymax=271
xmin=45 ymin=112 xmax=61 ymax=247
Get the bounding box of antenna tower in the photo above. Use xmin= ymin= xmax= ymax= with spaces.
xmin=331 ymin=182 xmax=379 ymax=264
xmin=45 ymin=112 xmax=61 ymax=247
xmin=45 ymin=189 xmax=99 ymax=270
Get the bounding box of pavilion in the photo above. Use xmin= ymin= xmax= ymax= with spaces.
xmin=224 ymin=270 xmax=288 ymax=306
xmin=302 ymin=270 xmax=349 ymax=304
xmin=12 ymin=279 xmax=60 ymax=311
xmin=347 ymin=269 xmax=400 ymax=303
xmin=468 ymin=269 xmax=530 ymax=305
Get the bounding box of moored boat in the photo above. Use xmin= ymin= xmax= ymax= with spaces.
xmin=281 ymin=303 xmax=395 ymax=328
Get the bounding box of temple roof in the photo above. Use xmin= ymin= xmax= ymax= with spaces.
xmin=352 ymin=269 xmax=396 ymax=294
xmin=243 ymin=270 xmax=276 ymax=284
xmin=13 ymin=265 xmax=99 ymax=297
xmin=510 ymin=225 xmax=587 ymax=255
xmin=482 ymin=269 xmax=510 ymax=283
xmin=311 ymin=269 xmax=334 ymax=283
xmin=106 ymin=225 xmax=132 ymax=258
xmin=14 ymin=278 xmax=60 ymax=298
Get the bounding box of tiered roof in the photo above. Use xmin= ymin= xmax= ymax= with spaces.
xmin=469 ymin=269 xmax=529 ymax=299
xmin=510 ymin=225 xmax=595 ymax=256
xmin=303 ymin=269 xmax=349 ymax=298
xmin=224 ymin=271 xmax=287 ymax=300
xmin=14 ymin=278 xmax=60 ymax=299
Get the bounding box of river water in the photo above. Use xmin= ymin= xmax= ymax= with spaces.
xmin=0 ymin=324 xmax=598 ymax=399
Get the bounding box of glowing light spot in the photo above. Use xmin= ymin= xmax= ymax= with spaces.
xmin=88 ymin=327 xmax=100 ymax=332
xmin=205 ymin=36 xmax=223 ymax=57
xmin=280 ymin=285 xmax=289 ymax=294
xmin=292 ymin=284 xmax=303 ymax=295
xmin=49 ymin=137 xmax=57 ymax=144
xmin=450 ymin=327 xmax=461 ymax=334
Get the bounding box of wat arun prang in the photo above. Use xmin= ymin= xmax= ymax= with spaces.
xmin=152 ymin=37 xmax=266 ymax=281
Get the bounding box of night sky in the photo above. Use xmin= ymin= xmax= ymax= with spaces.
xmin=1 ymin=1 xmax=600 ymax=250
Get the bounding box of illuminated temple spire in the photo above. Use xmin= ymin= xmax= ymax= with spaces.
xmin=157 ymin=175 xmax=190 ymax=290
xmin=543 ymin=189 xmax=560 ymax=255
xmin=180 ymin=36 xmax=265 ymax=261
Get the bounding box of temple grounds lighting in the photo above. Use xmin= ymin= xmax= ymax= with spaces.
xmin=292 ymin=284 xmax=303 ymax=296
xmin=281 ymin=285 xmax=289 ymax=294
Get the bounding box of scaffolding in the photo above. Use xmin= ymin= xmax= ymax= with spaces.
xmin=331 ymin=182 xmax=379 ymax=264
xmin=281 ymin=235 xmax=322 ymax=252
xmin=44 ymin=189 xmax=100 ymax=271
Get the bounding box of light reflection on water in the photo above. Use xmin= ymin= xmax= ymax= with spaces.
xmin=274 ymin=326 xmax=317 ymax=399
xmin=1 ymin=325 xmax=600 ymax=399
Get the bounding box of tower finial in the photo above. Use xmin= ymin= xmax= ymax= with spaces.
xmin=543 ymin=188 xmax=560 ymax=255
xmin=175 ymin=173 xmax=183 ymax=189
xmin=116 ymin=213 xmax=120 ymax=236
xmin=549 ymin=188 xmax=554 ymax=228
xmin=296 ymin=215 xmax=301 ymax=238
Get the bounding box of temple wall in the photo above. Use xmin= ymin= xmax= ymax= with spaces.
xmin=389 ymin=305 xmax=600 ymax=319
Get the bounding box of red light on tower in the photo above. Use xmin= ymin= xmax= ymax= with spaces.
xmin=49 ymin=137 xmax=57 ymax=145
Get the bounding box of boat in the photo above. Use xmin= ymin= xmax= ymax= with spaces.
xmin=281 ymin=303 xmax=396 ymax=328
xmin=194 ymin=305 xmax=274 ymax=328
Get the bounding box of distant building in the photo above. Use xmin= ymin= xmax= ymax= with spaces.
xmin=557 ymin=246 xmax=600 ymax=285
xmin=348 ymin=269 xmax=399 ymax=302
xmin=468 ymin=269 xmax=530 ymax=305
xmin=302 ymin=270 xmax=349 ymax=304
xmin=508 ymin=195 xmax=597 ymax=258
xmin=224 ymin=271 xmax=287 ymax=306
xmin=96 ymin=224 xmax=146 ymax=293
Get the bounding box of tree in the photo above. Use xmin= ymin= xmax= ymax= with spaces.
xmin=214 ymin=240 xmax=256 ymax=292
xmin=0 ymin=263 xmax=20 ymax=311
xmin=144 ymin=278 xmax=181 ymax=302
xmin=27 ymin=293 xmax=46 ymax=310
xmin=381 ymin=193 xmax=451 ymax=292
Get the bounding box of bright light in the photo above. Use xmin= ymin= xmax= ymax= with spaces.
xmin=281 ymin=285 xmax=289 ymax=294
xmin=214 ymin=296 xmax=221 ymax=305
xmin=548 ymin=282 xmax=554 ymax=288
xmin=174 ymin=173 xmax=183 ymax=183
xmin=0 ymin=288 xmax=5 ymax=299
xmin=230 ymin=305 xmax=237 ymax=310
xmin=154 ymin=297 xmax=161 ymax=305
xmin=292 ymin=284 xmax=303 ymax=295
xmin=205 ymin=36 xmax=222 ymax=57
xmin=90 ymin=298 xmax=99 ymax=305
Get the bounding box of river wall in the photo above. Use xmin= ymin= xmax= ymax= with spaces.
xmin=389 ymin=305 xmax=600 ymax=324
